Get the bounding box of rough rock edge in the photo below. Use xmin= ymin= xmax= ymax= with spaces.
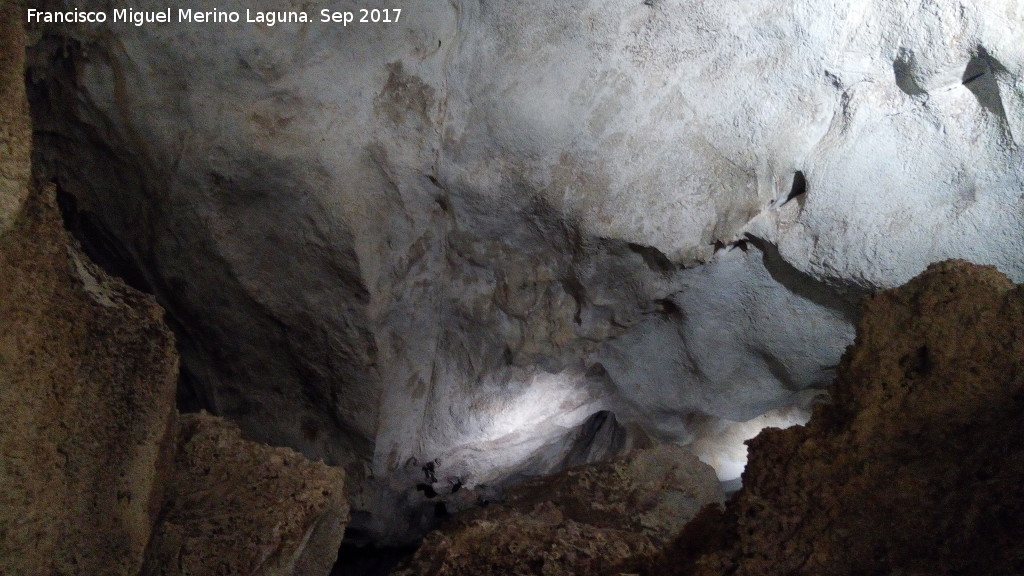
xmin=393 ymin=445 xmax=723 ymax=576
xmin=0 ymin=184 xmax=179 ymax=574
xmin=141 ymin=411 xmax=349 ymax=576
xmin=0 ymin=0 xmax=30 ymax=233
xmin=1 ymin=10 xmax=348 ymax=574
xmin=0 ymin=145 xmax=349 ymax=576
xmin=646 ymin=260 xmax=1024 ymax=576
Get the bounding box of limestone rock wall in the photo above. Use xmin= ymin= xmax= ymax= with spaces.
xmin=24 ymin=0 xmax=1024 ymax=543
xmin=647 ymin=260 xmax=1024 ymax=575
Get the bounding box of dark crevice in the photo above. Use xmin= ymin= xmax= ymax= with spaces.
xmin=900 ymin=345 xmax=931 ymax=379
xmin=585 ymin=362 xmax=610 ymax=380
xmin=422 ymin=461 xmax=438 ymax=483
xmin=175 ymin=367 xmax=209 ymax=414
xmin=627 ymin=242 xmax=676 ymax=273
xmin=416 ymin=483 xmax=438 ymax=498
xmin=713 ymin=239 xmax=749 ymax=254
xmin=894 ymin=49 xmax=926 ymax=96
xmin=57 ymin=184 xmax=220 ymax=416
xmin=331 ymin=537 xmax=418 ymax=576
xmin=744 ymin=235 xmax=865 ymax=324
xmin=651 ymin=297 xmax=683 ymax=319
xmin=562 ymin=411 xmax=625 ymax=467
xmin=785 ymin=170 xmax=807 ymax=205
xmin=55 ymin=185 xmax=153 ymax=294
xmin=963 ymin=47 xmax=1008 ymax=119
xmin=560 ymin=274 xmax=587 ymax=324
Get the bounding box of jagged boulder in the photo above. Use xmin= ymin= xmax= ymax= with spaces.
xmin=648 ymin=260 xmax=1024 ymax=575
xmin=142 ymin=411 xmax=349 ymax=576
xmin=3 ymin=10 xmax=179 ymax=573
xmin=0 ymin=127 xmax=349 ymax=576
xmin=0 ymin=185 xmax=179 ymax=575
xmin=393 ymin=445 xmax=723 ymax=575
xmin=2 ymin=10 xmax=348 ymax=572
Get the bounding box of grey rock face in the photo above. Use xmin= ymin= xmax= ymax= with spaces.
xmin=27 ymin=0 xmax=1024 ymax=543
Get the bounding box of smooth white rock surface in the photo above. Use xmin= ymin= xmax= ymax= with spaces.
xmin=28 ymin=0 xmax=1024 ymax=543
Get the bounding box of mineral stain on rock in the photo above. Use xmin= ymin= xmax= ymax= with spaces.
xmin=376 ymin=61 xmax=436 ymax=127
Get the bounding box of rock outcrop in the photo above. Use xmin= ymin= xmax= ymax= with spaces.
xmin=1 ymin=153 xmax=179 ymax=576
xmin=0 ymin=185 xmax=349 ymax=576
xmin=142 ymin=412 xmax=349 ymax=576
xmin=2 ymin=6 xmax=179 ymax=561
xmin=393 ymin=445 xmax=723 ymax=575
xmin=0 ymin=0 xmax=29 ymax=232
xmin=1 ymin=10 xmax=348 ymax=575
xmin=647 ymin=260 xmax=1024 ymax=575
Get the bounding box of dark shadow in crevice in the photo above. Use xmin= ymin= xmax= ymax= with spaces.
xmin=331 ymin=530 xmax=418 ymax=576
xmin=55 ymin=185 xmax=152 ymax=294
xmin=784 ymin=170 xmax=807 ymax=205
xmin=744 ymin=236 xmax=865 ymax=325
xmin=963 ymin=47 xmax=1008 ymax=119
xmin=627 ymin=242 xmax=676 ymax=274
xmin=894 ymin=49 xmax=926 ymax=96
xmin=56 ymin=185 xmax=215 ymax=414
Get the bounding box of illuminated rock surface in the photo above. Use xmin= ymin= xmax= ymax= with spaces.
xmin=646 ymin=260 xmax=1024 ymax=575
xmin=392 ymin=445 xmax=723 ymax=576
xmin=26 ymin=0 xmax=1024 ymax=544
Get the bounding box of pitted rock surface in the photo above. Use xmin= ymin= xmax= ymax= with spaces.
xmin=394 ymin=445 xmax=723 ymax=575
xmin=142 ymin=411 xmax=349 ymax=576
xmin=647 ymin=260 xmax=1024 ymax=576
xmin=0 ymin=186 xmax=178 ymax=575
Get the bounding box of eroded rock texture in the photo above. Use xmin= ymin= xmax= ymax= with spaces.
xmin=25 ymin=0 xmax=1024 ymax=542
xmin=648 ymin=260 xmax=1024 ymax=575
xmin=3 ymin=14 xmax=178 ymax=574
xmin=1 ymin=146 xmax=178 ymax=576
xmin=1 ymin=9 xmax=178 ymax=558
xmin=143 ymin=412 xmax=349 ymax=576
xmin=2 ymin=10 xmax=348 ymax=573
xmin=0 ymin=0 xmax=29 ymax=232
xmin=393 ymin=445 xmax=723 ymax=576
xmin=0 ymin=185 xmax=348 ymax=576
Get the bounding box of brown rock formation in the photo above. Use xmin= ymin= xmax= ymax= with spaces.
xmin=0 ymin=182 xmax=349 ymax=576
xmin=2 ymin=13 xmax=179 ymax=560
xmin=0 ymin=0 xmax=30 ymax=232
xmin=142 ymin=412 xmax=349 ymax=576
xmin=1 ymin=10 xmax=348 ymax=575
xmin=0 ymin=181 xmax=179 ymax=574
xmin=649 ymin=260 xmax=1024 ymax=575
xmin=393 ymin=445 xmax=723 ymax=576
